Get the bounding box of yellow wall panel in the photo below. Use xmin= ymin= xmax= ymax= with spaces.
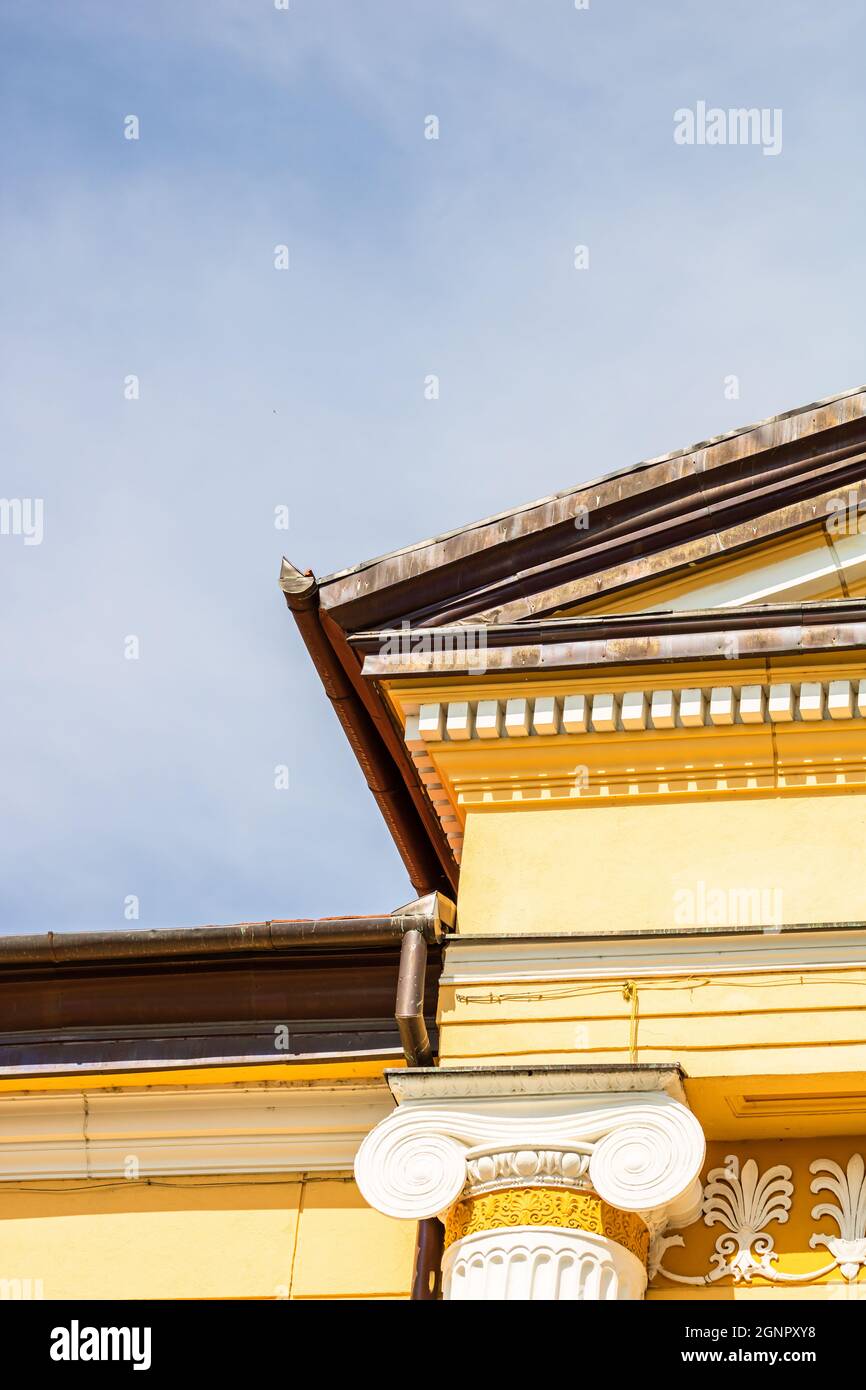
xmin=0 ymin=1177 xmax=301 ymax=1300
xmin=0 ymin=1174 xmax=415 ymax=1300
xmin=457 ymin=794 xmax=866 ymax=936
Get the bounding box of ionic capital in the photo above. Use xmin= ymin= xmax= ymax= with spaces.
xmin=355 ymin=1065 xmax=705 ymax=1231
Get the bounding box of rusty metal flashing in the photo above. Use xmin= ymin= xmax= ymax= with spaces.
xmin=318 ymin=389 xmax=866 ymax=629
xmin=322 ymin=385 xmax=866 ymax=592
xmin=467 ymin=478 xmax=866 ymax=627
xmin=354 ymin=601 xmax=866 ymax=678
xmin=355 ymin=439 xmax=866 ymax=630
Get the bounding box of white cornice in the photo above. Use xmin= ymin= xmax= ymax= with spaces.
xmin=0 ymin=1082 xmax=394 ymax=1182
xmin=401 ymin=676 xmax=866 ymax=829
xmin=440 ymin=926 xmax=866 ymax=986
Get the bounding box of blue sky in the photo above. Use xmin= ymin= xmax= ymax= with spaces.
xmin=2 ymin=0 xmax=865 ymax=931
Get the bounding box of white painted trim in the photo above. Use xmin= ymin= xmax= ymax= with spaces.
xmin=0 ymin=1082 xmax=395 ymax=1182
xmin=440 ymin=927 xmax=866 ymax=986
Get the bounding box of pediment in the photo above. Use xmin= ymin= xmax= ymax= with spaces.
xmin=553 ymin=515 xmax=866 ymax=619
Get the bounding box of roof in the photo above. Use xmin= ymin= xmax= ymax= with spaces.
xmin=0 ymin=895 xmax=455 ymax=1077
xmin=318 ymin=383 xmax=866 ymax=628
xmin=321 ymin=383 xmax=866 ymax=590
xmin=282 ymin=385 xmax=866 ymax=894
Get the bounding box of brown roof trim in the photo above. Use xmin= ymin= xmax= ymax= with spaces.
xmin=0 ymin=948 xmax=444 ymax=1075
xmin=443 ymin=920 xmax=866 ymax=947
xmin=322 ymin=385 xmax=866 ymax=592
xmin=355 ymin=600 xmax=866 ymax=677
xmin=280 ymin=560 xmax=458 ymax=896
xmin=319 ymin=390 xmax=866 ymax=630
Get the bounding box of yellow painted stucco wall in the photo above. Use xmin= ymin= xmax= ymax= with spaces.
xmin=439 ymin=958 xmax=866 ymax=1083
xmin=456 ymin=793 xmax=866 ymax=937
xmin=0 ymin=1174 xmax=415 ymax=1300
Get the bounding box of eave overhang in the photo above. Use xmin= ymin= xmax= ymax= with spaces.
xmin=0 ymin=896 xmax=456 ymax=1077
xmin=280 ymin=561 xmax=459 ymax=896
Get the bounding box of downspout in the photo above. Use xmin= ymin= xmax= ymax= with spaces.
xmin=390 ymin=893 xmax=453 ymax=1300
xmin=411 ymin=1216 xmax=444 ymax=1301
xmin=396 ymin=928 xmax=433 ymax=1068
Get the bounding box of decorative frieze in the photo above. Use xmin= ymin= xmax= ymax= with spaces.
xmin=809 ymin=1155 xmax=866 ymax=1281
xmin=703 ymin=1156 xmax=794 ymax=1282
xmin=402 ymin=674 xmax=866 ymax=825
xmin=652 ymin=1151 xmax=866 ymax=1287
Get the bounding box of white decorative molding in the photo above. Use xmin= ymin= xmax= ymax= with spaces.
xmin=404 ymin=712 xmax=464 ymax=861
xmin=703 ymin=1156 xmax=793 ymax=1281
xmin=0 ymin=1083 xmax=393 ymax=1180
xmin=810 ymin=1155 xmax=866 ymax=1280
xmin=651 ymin=1154 xmax=866 ymax=1287
xmin=464 ymin=1146 xmax=592 ymax=1197
xmin=441 ymin=927 xmax=866 ymax=989
xmin=354 ymin=1068 xmax=705 ymax=1227
xmin=405 ymin=679 xmax=866 ymax=747
xmin=404 ymin=678 xmax=866 ymax=822
xmin=442 ymin=1225 xmax=647 ymax=1301
xmin=652 ymin=1155 xmax=794 ymax=1286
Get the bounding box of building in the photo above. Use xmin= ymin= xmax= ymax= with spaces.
xmin=4 ymin=384 xmax=866 ymax=1301
xmin=0 ymin=901 xmax=452 ymax=1300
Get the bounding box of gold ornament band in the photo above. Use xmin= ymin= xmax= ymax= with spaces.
xmin=443 ymin=1187 xmax=649 ymax=1265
